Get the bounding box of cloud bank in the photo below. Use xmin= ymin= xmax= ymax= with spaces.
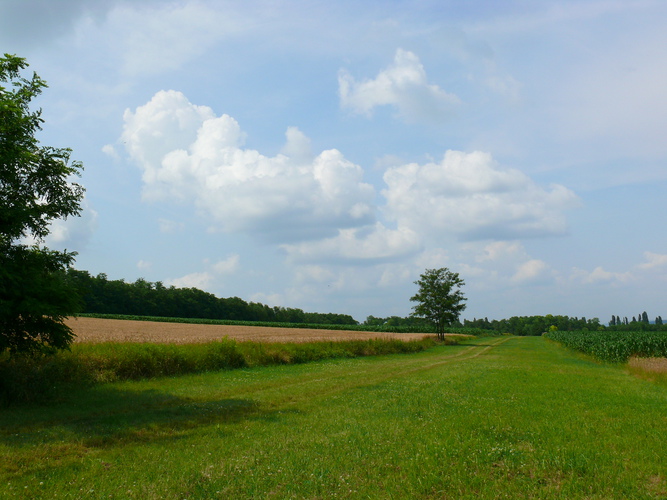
xmin=121 ymin=90 xmax=578 ymax=265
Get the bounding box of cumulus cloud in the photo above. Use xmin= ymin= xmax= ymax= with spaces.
xmin=339 ymin=49 xmax=460 ymax=122
xmin=382 ymin=150 xmax=580 ymax=241
xmin=282 ymin=223 xmax=421 ymax=264
xmin=121 ymin=92 xmax=578 ymax=267
xmin=122 ymin=90 xmax=375 ymax=243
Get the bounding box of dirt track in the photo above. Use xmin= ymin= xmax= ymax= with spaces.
xmin=66 ymin=317 xmax=434 ymax=344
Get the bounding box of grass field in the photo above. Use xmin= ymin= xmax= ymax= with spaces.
xmin=2 ymin=336 xmax=667 ymax=499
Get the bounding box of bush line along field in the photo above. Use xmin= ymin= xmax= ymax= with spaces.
xmin=545 ymin=329 xmax=667 ymax=363
xmin=4 ymin=336 xmax=667 ymax=498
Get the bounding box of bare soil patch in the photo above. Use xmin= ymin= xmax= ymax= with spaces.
xmin=66 ymin=317 xmax=435 ymax=344
xmin=628 ymin=356 xmax=667 ymax=374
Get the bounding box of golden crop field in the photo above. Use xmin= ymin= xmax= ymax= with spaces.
xmin=66 ymin=317 xmax=434 ymax=344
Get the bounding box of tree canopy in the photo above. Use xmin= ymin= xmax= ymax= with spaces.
xmin=410 ymin=268 xmax=467 ymax=340
xmin=1 ymin=54 xmax=85 ymax=355
xmin=65 ymin=269 xmax=359 ymax=326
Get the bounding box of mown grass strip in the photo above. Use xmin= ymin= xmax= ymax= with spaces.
xmin=3 ymin=337 xmax=667 ymax=498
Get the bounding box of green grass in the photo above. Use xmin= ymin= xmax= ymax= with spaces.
xmin=2 ymin=337 xmax=667 ymax=498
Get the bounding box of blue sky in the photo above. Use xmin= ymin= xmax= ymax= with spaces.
xmin=2 ymin=0 xmax=666 ymax=323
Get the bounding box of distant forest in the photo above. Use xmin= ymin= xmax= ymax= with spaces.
xmin=366 ymin=314 xmax=605 ymax=336
xmin=66 ymin=269 xmax=358 ymax=325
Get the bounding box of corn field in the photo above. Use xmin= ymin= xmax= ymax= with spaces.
xmin=544 ymin=329 xmax=667 ymax=362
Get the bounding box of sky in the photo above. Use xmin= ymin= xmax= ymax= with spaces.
xmin=2 ymin=0 xmax=666 ymax=323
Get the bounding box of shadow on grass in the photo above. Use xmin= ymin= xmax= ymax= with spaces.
xmin=0 ymin=384 xmax=301 ymax=451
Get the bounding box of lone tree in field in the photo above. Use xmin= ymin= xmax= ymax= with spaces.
xmin=1 ymin=54 xmax=84 ymax=355
xmin=410 ymin=268 xmax=467 ymax=340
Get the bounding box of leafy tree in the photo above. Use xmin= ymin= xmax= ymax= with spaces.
xmin=410 ymin=268 xmax=467 ymax=340
xmin=1 ymin=54 xmax=84 ymax=355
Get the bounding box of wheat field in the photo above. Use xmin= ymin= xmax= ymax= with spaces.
xmin=66 ymin=317 xmax=434 ymax=344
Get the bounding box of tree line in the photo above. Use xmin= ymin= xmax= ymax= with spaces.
xmin=65 ymin=269 xmax=358 ymax=325
xmin=365 ymin=313 xmax=603 ymax=336
xmin=607 ymin=312 xmax=666 ymax=331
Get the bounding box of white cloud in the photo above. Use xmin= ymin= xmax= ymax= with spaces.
xmin=280 ymin=126 xmax=313 ymax=164
xmin=571 ymin=266 xmax=634 ymax=285
xmin=106 ymin=2 xmax=250 ymax=77
xmin=101 ymin=143 xmax=119 ymax=159
xmin=382 ymin=150 xmax=580 ymax=241
xmin=511 ymin=259 xmax=550 ymax=284
xmin=212 ymin=254 xmax=240 ymax=275
xmin=166 ymin=253 xmax=240 ymax=291
xmin=282 ymin=222 xmax=421 ymax=264
xmin=122 ymin=90 xmax=376 ymax=243
xmin=638 ymin=251 xmax=667 ymax=270
xmin=453 ymin=241 xmax=555 ymax=289
xmin=167 ymin=271 xmax=212 ymax=290
xmin=475 ymin=241 xmax=523 ymax=263
xmin=28 ymin=197 xmax=99 ymax=250
xmin=415 ymin=248 xmax=451 ymax=270
xmin=249 ymin=291 xmax=286 ymax=308
xmin=378 ymin=264 xmax=412 ymax=288
xmin=339 ymin=48 xmax=461 ymax=123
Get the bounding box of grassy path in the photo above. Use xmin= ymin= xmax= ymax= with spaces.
xmin=2 ymin=336 xmax=667 ymax=498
